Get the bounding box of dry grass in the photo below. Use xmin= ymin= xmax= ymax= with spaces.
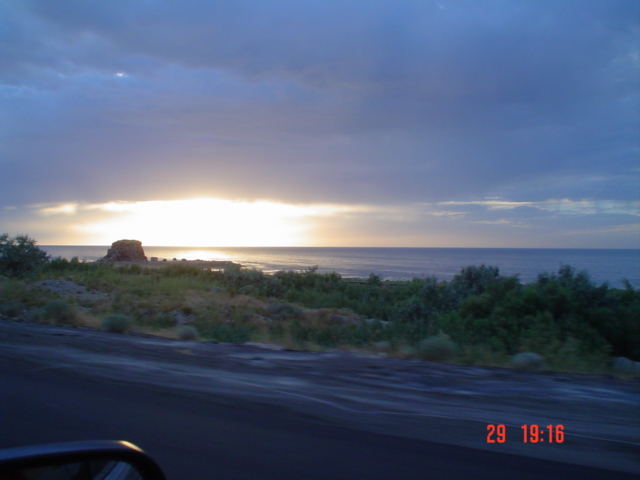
xmin=77 ymin=313 xmax=102 ymax=329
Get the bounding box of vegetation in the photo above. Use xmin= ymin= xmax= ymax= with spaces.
xmin=41 ymin=299 xmax=81 ymax=325
xmin=177 ymin=325 xmax=199 ymax=340
xmin=0 ymin=233 xmax=638 ymax=374
xmin=102 ymin=314 xmax=132 ymax=333
xmin=415 ymin=333 xmax=458 ymax=362
xmin=509 ymin=352 xmax=544 ymax=370
xmin=0 ymin=234 xmax=50 ymax=278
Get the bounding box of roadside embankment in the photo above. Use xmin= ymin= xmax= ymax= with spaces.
xmin=1 ymin=317 xmax=638 ymax=474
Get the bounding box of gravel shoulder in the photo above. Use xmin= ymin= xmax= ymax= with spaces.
xmin=1 ymin=317 xmax=638 ymax=474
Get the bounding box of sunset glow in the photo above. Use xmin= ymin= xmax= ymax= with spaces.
xmin=72 ymin=198 xmax=341 ymax=246
xmin=1 ymin=2 xmax=638 ymax=248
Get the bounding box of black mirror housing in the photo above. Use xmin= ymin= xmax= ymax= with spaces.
xmin=0 ymin=440 xmax=167 ymax=480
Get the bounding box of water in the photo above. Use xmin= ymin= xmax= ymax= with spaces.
xmin=40 ymin=246 xmax=640 ymax=288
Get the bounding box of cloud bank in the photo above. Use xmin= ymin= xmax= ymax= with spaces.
xmin=1 ymin=0 xmax=638 ymax=246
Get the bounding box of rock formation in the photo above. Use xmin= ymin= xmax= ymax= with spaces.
xmin=102 ymin=239 xmax=147 ymax=262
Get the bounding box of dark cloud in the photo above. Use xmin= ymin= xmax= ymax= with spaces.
xmin=9 ymin=1 xmax=638 ymax=101
xmin=0 ymin=0 xmax=638 ymax=246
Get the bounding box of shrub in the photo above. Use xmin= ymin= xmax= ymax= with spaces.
xmin=456 ymin=345 xmax=507 ymax=366
xmin=161 ymin=263 xmax=202 ymax=277
xmin=509 ymin=352 xmax=544 ymax=370
xmin=151 ymin=312 xmax=178 ymax=328
xmin=41 ymin=300 xmax=80 ymax=325
xmin=543 ymin=336 xmax=611 ymax=373
xmin=177 ymin=325 xmax=199 ymax=340
xmin=102 ymin=314 xmax=131 ymax=333
xmin=372 ymin=340 xmax=392 ymax=352
xmin=200 ymin=323 xmax=252 ymax=343
xmin=0 ymin=302 xmax=24 ymax=318
xmin=42 ymin=256 xmax=87 ymax=274
xmin=0 ymin=234 xmax=50 ymax=278
xmin=450 ymin=265 xmax=501 ymax=297
xmin=612 ymin=357 xmax=640 ymax=375
xmin=416 ymin=333 xmax=457 ymax=362
xmin=238 ymin=285 xmax=259 ymax=296
xmin=221 ymin=264 xmax=267 ymax=293
xmin=266 ymin=302 xmax=304 ymax=320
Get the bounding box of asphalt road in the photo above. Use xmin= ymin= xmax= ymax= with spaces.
xmin=1 ymin=362 xmax=637 ymax=480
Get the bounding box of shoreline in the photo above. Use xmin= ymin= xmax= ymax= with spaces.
xmin=37 ymin=245 xmax=640 ymax=288
xmin=96 ymin=259 xmax=242 ymax=269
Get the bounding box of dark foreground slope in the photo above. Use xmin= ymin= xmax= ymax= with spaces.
xmin=0 ymin=318 xmax=638 ymax=479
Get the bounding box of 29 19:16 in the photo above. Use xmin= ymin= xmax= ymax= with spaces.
xmin=487 ymin=424 xmax=565 ymax=443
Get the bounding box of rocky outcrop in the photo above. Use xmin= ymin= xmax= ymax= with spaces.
xmin=102 ymin=239 xmax=147 ymax=262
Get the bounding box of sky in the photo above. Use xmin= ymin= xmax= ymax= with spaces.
xmin=1 ymin=0 xmax=639 ymax=248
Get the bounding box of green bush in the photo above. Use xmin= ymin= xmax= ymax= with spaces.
xmin=450 ymin=265 xmax=501 ymax=297
xmin=456 ymin=345 xmax=507 ymax=366
xmin=221 ymin=265 xmax=265 ymax=293
xmin=41 ymin=300 xmax=80 ymax=325
xmin=102 ymin=314 xmax=131 ymax=333
xmin=42 ymin=256 xmax=88 ymax=274
xmin=177 ymin=325 xmax=199 ymax=340
xmin=509 ymin=352 xmax=545 ymax=370
xmin=415 ymin=333 xmax=457 ymax=362
xmin=151 ymin=312 xmax=178 ymax=328
xmin=0 ymin=302 xmax=24 ymax=317
xmin=160 ymin=263 xmax=203 ymax=277
xmin=0 ymin=234 xmax=50 ymax=278
xmin=238 ymin=285 xmax=259 ymax=296
xmin=200 ymin=323 xmax=252 ymax=343
xmin=372 ymin=340 xmax=392 ymax=352
xmin=266 ymin=302 xmax=304 ymax=320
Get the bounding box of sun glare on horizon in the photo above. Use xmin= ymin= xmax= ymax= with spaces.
xmin=71 ymin=198 xmax=339 ymax=247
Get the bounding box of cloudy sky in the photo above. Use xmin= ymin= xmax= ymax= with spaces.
xmin=1 ymin=0 xmax=638 ymax=247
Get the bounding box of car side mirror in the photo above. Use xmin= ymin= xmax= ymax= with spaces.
xmin=0 ymin=440 xmax=166 ymax=480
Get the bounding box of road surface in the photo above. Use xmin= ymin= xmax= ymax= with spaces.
xmin=0 ymin=318 xmax=638 ymax=479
